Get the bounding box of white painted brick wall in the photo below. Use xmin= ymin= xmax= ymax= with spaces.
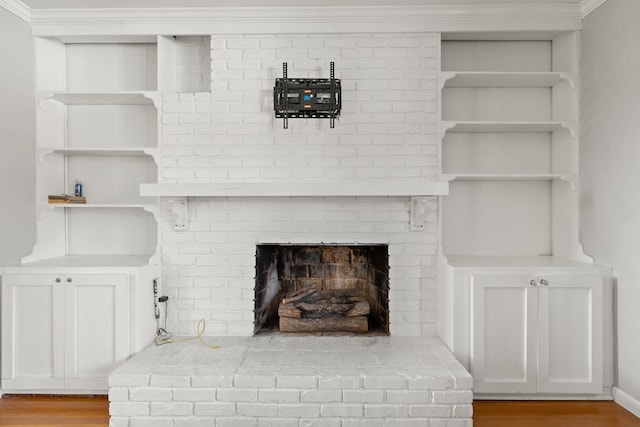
xmin=159 ymin=32 xmax=441 ymax=338
xmin=161 ymin=33 xmax=438 ymax=184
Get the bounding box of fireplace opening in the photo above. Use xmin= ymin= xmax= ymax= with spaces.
xmin=254 ymin=244 xmax=390 ymax=335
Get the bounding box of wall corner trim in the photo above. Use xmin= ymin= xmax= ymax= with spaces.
xmin=0 ymin=0 xmax=31 ymax=23
xmin=581 ymin=0 xmax=608 ymax=18
xmin=613 ymin=387 xmax=640 ymax=419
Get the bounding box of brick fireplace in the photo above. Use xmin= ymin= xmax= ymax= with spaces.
xmin=108 ymin=31 xmax=473 ymax=426
xmin=158 ymin=31 xmax=440 ymax=338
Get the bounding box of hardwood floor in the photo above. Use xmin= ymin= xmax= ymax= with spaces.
xmin=0 ymin=395 xmax=639 ymax=426
xmin=0 ymin=395 xmax=109 ymax=426
xmin=474 ymin=400 xmax=640 ymax=427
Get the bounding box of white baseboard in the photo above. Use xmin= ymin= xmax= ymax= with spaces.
xmin=613 ymin=387 xmax=640 ymax=419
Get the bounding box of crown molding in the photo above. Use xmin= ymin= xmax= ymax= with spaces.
xmin=0 ymin=0 xmax=31 ymax=22
xmin=581 ymin=0 xmax=608 ymax=17
xmin=3 ymin=2 xmax=601 ymax=31
xmin=29 ymin=4 xmax=582 ymax=37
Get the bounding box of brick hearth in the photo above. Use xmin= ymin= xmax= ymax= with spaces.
xmin=109 ymin=336 xmax=472 ymax=427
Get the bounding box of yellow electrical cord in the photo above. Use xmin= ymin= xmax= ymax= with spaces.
xmin=155 ymin=319 xmax=220 ymax=349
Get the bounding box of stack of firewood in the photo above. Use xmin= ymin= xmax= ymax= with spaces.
xmin=278 ymin=286 xmax=370 ymax=333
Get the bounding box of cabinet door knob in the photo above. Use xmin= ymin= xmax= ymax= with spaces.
xmin=539 ymin=279 xmax=549 ymax=286
xmin=529 ymin=279 xmax=538 ymax=287
xmin=66 ymin=277 xmax=73 ymax=283
xmin=55 ymin=277 xmax=61 ymax=283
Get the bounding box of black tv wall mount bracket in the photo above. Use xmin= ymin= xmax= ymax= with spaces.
xmin=273 ymin=62 xmax=341 ymax=129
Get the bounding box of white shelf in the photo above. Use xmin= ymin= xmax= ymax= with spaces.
xmin=41 ymin=91 xmax=159 ymax=105
xmin=442 ymin=121 xmax=570 ymax=134
xmin=445 ymin=255 xmax=608 ymax=272
xmin=442 ymin=173 xmax=574 ymax=182
xmin=140 ymin=180 xmax=450 ymax=197
xmin=3 ymin=255 xmax=154 ymax=270
xmin=39 ymin=147 xmax=159 ymax=159
xmin=45 ymin=203 xmax=156 ymax=210
xmin=441 ymin=72 xmax=575 ymax=88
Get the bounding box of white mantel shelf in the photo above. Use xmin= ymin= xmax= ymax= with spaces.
xmin=140 ymin=180 xmax=449 ymax=198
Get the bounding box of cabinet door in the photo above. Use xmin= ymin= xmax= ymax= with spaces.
xmin=1 ymin=274 xmax=65 ymax=391
xmin=537 ymin=275 xmax=603 ymax=394
xmin=64 ymin=274 xmax=130 ymax=391
xmin=471 ymin=274 xmax=538 ymax=394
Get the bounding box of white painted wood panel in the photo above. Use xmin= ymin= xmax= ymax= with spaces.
xmin=36 ymin=97 xmax=65 ymax=147
xmin=441 ymin=40 xmax=552 ymax=72
xmin=442 ymin=180 xmax=552 ymax=256
xmin=442 ymin=87 xmax=552 ymax=122
xmin=13 ymin=284 xmax=60 ymax=378
xmin=34 ymin=37 xmax=65 ymax=90
xmin=65 ymin=43 xmax=157 ymax=91
xmin=66 ymin=208 xmax=157 ymax=256
xmin=471 ymin=274 xmax=537 ymax=393
xmin=66 ymin=155 xmax=157 ymax=204
xmin=64 ymin=274 xmax=129 ymax=389
xmin=1 ymin=274 xmax=65 ymax=390
xmin=537 ymin=275 xmax=603 ymax=393
xmin=67 ymin=104 xmax=157 ymax=148
xmin=442 ymin=132 xmax=551 ymax=175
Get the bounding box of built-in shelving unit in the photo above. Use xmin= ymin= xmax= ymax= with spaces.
xmin=439 ymin=33 xmax=585 ymax=261
xmin=438 ymin=32 xmax=613 ymax=400
xmin=1 ymin=36 xmax=165 ymax=394
xmin=25 ymin=38 xmax=161 ymax=264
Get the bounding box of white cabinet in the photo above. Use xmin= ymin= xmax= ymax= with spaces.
xmin=471 ymin=274 xmax=603 ymax=395
xmin=2 ymin=272 xmax=130 ymax=393
xmin=470 ymin=274 xmax=537 ymax=394
xmin=438 ymin=257 xmax=613 ymax=398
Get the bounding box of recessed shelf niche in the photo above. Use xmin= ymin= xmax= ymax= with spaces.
xmin=159 ymin=35 xmax=212 ymax=93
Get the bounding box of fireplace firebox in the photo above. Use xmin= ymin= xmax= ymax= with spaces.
xmin=254 ymin=244 xmax=389 ymax=335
